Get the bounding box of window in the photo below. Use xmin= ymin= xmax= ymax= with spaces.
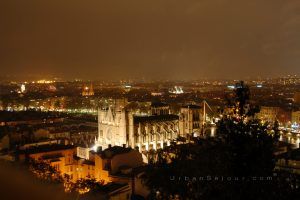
xmin=106 ymin=129 xmax=112 ymax=140
xmin=54 ymin=164 xmax=60 ymax=171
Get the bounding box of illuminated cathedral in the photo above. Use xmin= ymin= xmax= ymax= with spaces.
xmin=82 ymin=83 xmax=94 ymax=96
xmin=94 ymin=100 xmax=203 ymax=152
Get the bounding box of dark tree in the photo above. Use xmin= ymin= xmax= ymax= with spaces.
xmin=142 ymin=81 xmax=299 ymax=200
xmin=29 ymin=159 xmax=62 ymax=183
xmin=234 ymin=81 xmax=250 ymax=117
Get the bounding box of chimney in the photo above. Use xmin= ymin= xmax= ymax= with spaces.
xmin=123 ymin=144 xmax=126 ymax=148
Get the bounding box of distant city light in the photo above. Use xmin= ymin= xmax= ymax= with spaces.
xmin=92 ymin=145 xmax=98 ymax=152
xmin=151 ymin=92 xmax=163 ymax=96
xmin=169 ymin=86 xmax=184 ymax=94
xmin=20 ymin=84 xmax=26 ymax=93
xmin=37 ymin=80 xmax=55 ymax=84
xmin=291 ymin=122 xmax=299 ymax=129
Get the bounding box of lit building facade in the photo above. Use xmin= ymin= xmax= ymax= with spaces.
xmin=82 ymin=83 xmax=94 ymax=96
xmin=95 ymin=102 xmax=179 ymax=152
xmin=94 ymin=146 xmax=144 ymax=183
xmin=256 ymin=106 xmax=289 ymax=125
xmin=130 ymin=114 xmax=179 ymax=151
xmin=19 ymin=145 xmax=144 ymax=184
xmin=292 ymin=111 xmax=300 ymax=123
xmin=151 ymin=102 xmax=170 ymax=115
xmin=19 ymin=145 xmax=77 ymax=180
xmin=294 ymin=92 xmax=300 ymax=104
xmin=179 ymin=105 xmax=202 ymax=137
xmin=256 ymin=106 xmax=280 ymax=123
xmin=97 ymin=107 xmax=128 ymax=149
xmin=292 ymin=111 xmax=300 ymax=126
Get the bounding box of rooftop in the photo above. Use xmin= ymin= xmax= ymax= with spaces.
xmin=151 ymin=102 xmax=169 ymax=108
xmin=182 ymin=104 xmax=201 ymax=109
xmin=42 ymin=153 xmax=63 ymax=160
xmin=110 ymin=165 xmax=147 ymax=178
xmin=100 ymin=183 xmax=130 ymax=194
xmin=134 ymin=114 xmax=178 ymax=123
xmin=83 ymin=159 xmax=95 ymax=166
xmin=49 ymin=158 xmax=62 ymax=162
xmin=100 ymin=146 xmax=132 ymax=159
xmin=18 ymin=144 xmax=75 ymax=155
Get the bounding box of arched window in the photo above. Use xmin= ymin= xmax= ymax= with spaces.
xmin=157 ymin=134 xmax=161 ymax=141
xmin=106 ymin=128 xmax=112 ymax=141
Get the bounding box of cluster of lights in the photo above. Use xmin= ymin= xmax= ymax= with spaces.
xmin=92 ymin=144 xmax=98 ymax=152
xmin=20 ymin=84 xmax=26 ymax=93
xmin=36 ymin=80 xmax=55 ymax=84
xmin=169 ymin=86 xmax=184 ymax=94
xmin=151 ymin=92 xmax=163 ymax=96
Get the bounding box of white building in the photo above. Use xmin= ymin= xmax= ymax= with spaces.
xmin=95 ymin=102 xmax=180 ymax=152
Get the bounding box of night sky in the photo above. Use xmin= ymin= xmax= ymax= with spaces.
xmin=1 ymin=0 xmax=300 ymax=80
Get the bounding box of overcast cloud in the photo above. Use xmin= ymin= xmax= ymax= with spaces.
xmin=0 ymin=0 xmax=299 ymax=80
